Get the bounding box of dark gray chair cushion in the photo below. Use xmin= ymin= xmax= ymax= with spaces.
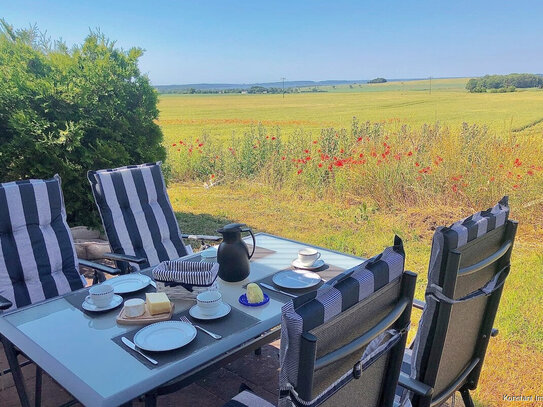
xmin=279 ymin=239 xmax=405 ymax=406
xmin=408 ymin=197 xmax=510 ymax=399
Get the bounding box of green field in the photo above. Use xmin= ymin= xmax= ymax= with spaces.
xmin=159 ymin=79 xmax=543 ymax=406
xmin=158 ymin=78 xmax=543 ymax=146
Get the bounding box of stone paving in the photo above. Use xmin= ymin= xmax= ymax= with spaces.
xmin=0 ymin=339 xmax=461 ymax=407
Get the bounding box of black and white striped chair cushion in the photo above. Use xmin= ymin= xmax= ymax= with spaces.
xmin=279 ymin=237 xmax=406 ymax=406
xmin=88 ymin=162 xmax=189 ymax=271
xmin=0 ymin=175 xmax=84 ymax=311
xmin=405 ymin=197 xmax=510 ymax=402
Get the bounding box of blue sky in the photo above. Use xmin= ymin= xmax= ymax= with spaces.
xmin=2 ymin=0 xmax=542 ymax=85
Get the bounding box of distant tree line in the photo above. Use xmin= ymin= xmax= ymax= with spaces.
xmin=368 ymin=77 xmax=387 ymax=83
xmin=159 ymin=86 xmax=304 ymax=95
xmin=466 ymin=73 xmax=543 ymax=93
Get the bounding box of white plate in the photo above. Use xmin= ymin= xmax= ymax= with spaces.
xmin=134 ymin=321 xmax=197 ymax=352
xmin=291 ymin=258 xmax=325 ymax=270
xmin=82 ymin=294 xmax=123 ymax=312
xmin=272 ymin=269 xmax=322 ymax=289
xmin=189 ymin=302 xmax=231 ymax=320
xmin=107 ymin=274 xmax=152 ymax=294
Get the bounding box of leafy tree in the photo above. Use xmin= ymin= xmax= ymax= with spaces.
xmin=368 ymin=77 xmax=387 ymax=83
xmin=466 ymin=73 xmax=542 ymax=92
xmin=0 ymin=20 xmax=166 ymax=226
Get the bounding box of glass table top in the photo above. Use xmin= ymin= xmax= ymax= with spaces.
xmin=0 ymin=233 xmax=364 ymax=406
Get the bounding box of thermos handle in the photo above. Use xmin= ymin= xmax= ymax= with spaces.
xmin=242 ymin=228 xmax=256 ymax=259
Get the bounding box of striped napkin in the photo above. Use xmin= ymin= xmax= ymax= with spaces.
xmin=152 ymin=260 xmax=219 ymax=291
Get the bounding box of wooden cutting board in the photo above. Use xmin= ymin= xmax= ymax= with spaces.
xmin=116 ymin=303 xmax=175 ymax=325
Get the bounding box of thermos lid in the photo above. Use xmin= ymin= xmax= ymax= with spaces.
xmin=217 ymin=223 xmax=247 ymax=234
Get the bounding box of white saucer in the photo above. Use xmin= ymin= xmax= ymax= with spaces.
xmin=291 ymin=258 xmax=325 ymax=270
xmin=189 ymin=302 xmax=231 ymax=320
xmin=82 ymin=294 xmax=123 ymax=312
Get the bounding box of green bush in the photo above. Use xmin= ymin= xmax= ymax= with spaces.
xmin=0 ymin=21 xmax=166 ymax=226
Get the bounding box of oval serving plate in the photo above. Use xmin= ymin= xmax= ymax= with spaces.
xmin=107 ymin=274 xmax=152 ymax=294
xmin=133 ymin=321 xmax=197 ymax=352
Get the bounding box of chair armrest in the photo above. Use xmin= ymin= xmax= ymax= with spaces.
xmin=182 ymin=234 xmax=222 ymax=242
xmin=398 ymin=372 xmax=434 ymax=397
xmin=102 ymin=252 xmax=147 ymax=264
xmin=413 ymin=299 xmax=425 ymax=310
xmin=0 ymin=294 xmax=13 ymax=310
xmin=78 ymin=259 xmax=121 ymax=275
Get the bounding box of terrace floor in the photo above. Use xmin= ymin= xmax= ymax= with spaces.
xmin=0 ymin=339 xmax=462 ymax=407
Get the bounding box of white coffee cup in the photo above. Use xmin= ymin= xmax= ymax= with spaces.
xmin=200 ymin=247 xmax=218 ymax=263
xmin=196 ymin=290 xmax=222 ymax=316
xmin=86 ymin=284 xmax=114 ymax=308
xmin=124 ymin=298 xmax=145 ymax=317
xmin=298 ymin=248 xmax=321 ymax=267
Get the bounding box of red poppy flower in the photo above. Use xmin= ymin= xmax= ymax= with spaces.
xmin=318 ymin=163 xmax=323 ymax=168
xmin=407 ymin=151 xmax=413 ymax=156
xmin=304 ymin=149 xmax=309 ymax=154
xmin=271 ymin=136 xmax=276 ymax=140
xmin=357 ymin=137 xmax=363 ymax=142
xmin=313 ymin=140 xmax=318 ymax=144
xmin=297 ymin=169 xmax=303 ymax=175
xmin=415 ymin=162 xmax=420 ymax=167
xmin=527 ymin=170 xmax=534 ymax=176
xmin=452 ymin=185 xmax=458 ymax=192
xmin=172 ymin=143 xmax=177 ymax=147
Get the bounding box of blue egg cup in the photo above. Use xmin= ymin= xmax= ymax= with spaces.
xmin=239 ymin=293 xmax=270 ymax=307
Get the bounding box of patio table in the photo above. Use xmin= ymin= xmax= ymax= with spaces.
xmin=0 ymin=233 xmax=364 ymax=407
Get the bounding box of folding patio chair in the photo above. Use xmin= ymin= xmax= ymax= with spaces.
xmin=88 ymin=162 xmax=220 ymax=273
xmin=0 ymin=175 xmax=120 ymax=407
xmin=397 ymin=197 xmax=517 ymax=407
xmin=223 ymin=236 xmax=417 ymax=407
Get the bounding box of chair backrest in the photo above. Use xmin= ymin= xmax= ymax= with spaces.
xmin=0 ymin=175 xmax=84 ymax=311
xmin=88 ymin=162 xmax=188 ymax=272
xmin=409 ymin=197 xmax=517 ymax=407
xmin=279 ymin=237 xmax=416 ymax=407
